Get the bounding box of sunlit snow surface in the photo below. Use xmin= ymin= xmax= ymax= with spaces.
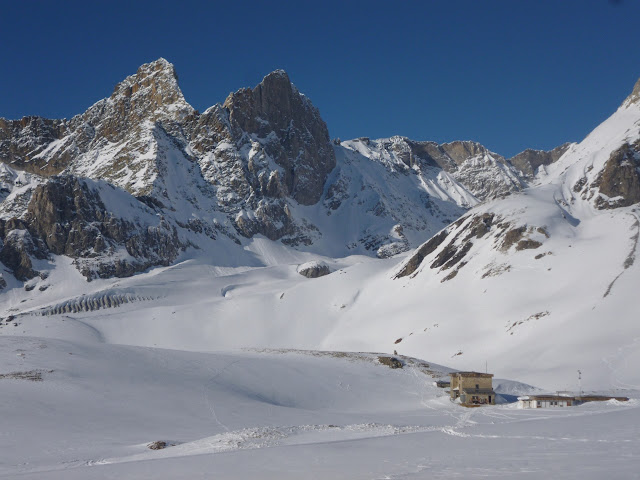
xmin=2 ymin=86 xmax=640 ymax=480
xmin=1 ymin=335 xmax=638 ymax=479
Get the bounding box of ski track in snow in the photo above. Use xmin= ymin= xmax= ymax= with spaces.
xmin=203 ymin=360 xmax=241 ymax=433
xmin=70 ymin=400 xmax=638 ymax=471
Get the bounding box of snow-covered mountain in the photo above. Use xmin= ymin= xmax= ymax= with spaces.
xmin=0 ymin=58 xmax=565 ymax=282
xmin=387 ymin=78 xmax=640 ymax=387
xmin=1 ymin=60 xmax=640 ymax=479
xmin=1 ymin=59 xmax=639 ymax=390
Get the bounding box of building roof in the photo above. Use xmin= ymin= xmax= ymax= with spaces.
xmin=518 ymin=394 xmax=629 ymax=402
xmin=575 ymin=395 xmax=629 ymax=402
xmin=518 ymin=395 xmax=573 ymax=401
xmin=449 ymin=371 xmax=494 ymax=378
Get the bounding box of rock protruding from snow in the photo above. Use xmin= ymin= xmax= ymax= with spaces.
xmin=297 ymin=261 xmax=331 ymax=278
xmin=19 ymin=175 xmax=183 ymax=280
xmin=622 ymin=77 xmax=640 ymax=107
xmin=341 ymin=136 xmax=524 ymax=203
xmin=592 ymin=141 xmax=640 ymax=209
xmin=508 ymin=143 xmax=572 ymax=178
xmin=0 ymin=225 xmax=45 ymax=281
xmin=396 ymin=209 xmax=550 ymax=282
xmin=0 ymin=116 xmax=70 ymax=175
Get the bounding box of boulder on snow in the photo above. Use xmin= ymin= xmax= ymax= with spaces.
xmin=297 ymin=261 xmax=330 ymax=278
xmin=377 ymin=356 xmax=403 ymax=369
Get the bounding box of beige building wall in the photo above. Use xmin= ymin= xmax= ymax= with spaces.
xmin=458 ymin=376 xmax=493 ymax=391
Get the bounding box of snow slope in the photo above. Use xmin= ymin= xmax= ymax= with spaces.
xmin=2 ymin=65 xmax=640 ymax=478
xmin=3 ymin=81 xmax=639 ymax=392
xmin=1 ymin=335 xmax=637 ymax=479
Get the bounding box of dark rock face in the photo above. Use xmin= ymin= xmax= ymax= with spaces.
xmin=395 ymin=229 xmax=449 ymax=278
xmin=431 ymin=239 xmax=472 ymax=270
xmin=462 ymin=213 xmax=495 ymax=242
xmin=509 ymin=144 xmax=571 ymax=178
xmin=501 ymin=227 xmax=526 ymax=251
xmin=0 ymin=226 xmax=42 ymax=281
xmin=395 ymin=214 xmax=497 ymax=279
xmin=8 ymin=175 xmax=184 ymax=280
xmin=97 ymin=58 xmax=190 ymax=137
xmin=378 ymin=356 xmax=403 ymax=369
xmin=440 ymin=141 xmax=493 ymax=167
xmin=234 ymin=201 xmax=296 ymax=241
xmin=223 ymin=70 xmax=336 ymax=206
xmin=26 ymin=177 xmax=111 ymax=256
xmin=594 ymin=141 xmax=640 ymax=209
xmin=515 ymin=239 xmax=543 ymax=251
xmin=0 ymin=117 xmax=69 ymax=175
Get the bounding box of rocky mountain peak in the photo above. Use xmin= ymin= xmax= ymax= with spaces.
xmin=223 ymin=69 xmax=299 ymax=134
xmin=222 ymin=69 xmax=336 ymax=206
xmin=137 ymin=57 xmax=177 ymax=79
xmin=622 ymin=77 xmax=640 ymax=107
xmin=106 ymin=58 xmax=192 ymax=121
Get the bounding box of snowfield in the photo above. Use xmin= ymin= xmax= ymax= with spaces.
xmin=1 ymin=335 xmax=638 ymax=479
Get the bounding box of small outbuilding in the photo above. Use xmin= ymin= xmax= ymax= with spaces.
xmin=517 ymin=395 xmax=574 ymax=409
xmin=518 ymin=394 xmax=629 ymax=409
xmin=449 ymin=371 xmax=495 ymax=406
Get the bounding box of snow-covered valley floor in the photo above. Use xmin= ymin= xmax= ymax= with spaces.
xmin=1 ymin=332 xmax=637 ymax=479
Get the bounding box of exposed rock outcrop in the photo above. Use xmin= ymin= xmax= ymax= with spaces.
xmin=593 ymin=141 xmax=640 ymax=209
xmin=509 ymin=143 xmax=572 ymax=178
xmin=377 ymin=356 xmax=403 ymax=369
xmin=0 ymin=226 xmax=43 ymax=281
xmin=0 ymin=175 xmax=184 ymax=280
xmin=622 ymin=77 xmax=640 ymax=107
xmin=342 ymin=136 xmax=524 ymax=202
xmin=297 ymin=261 xmax=331 ymax=278
xmin=0 ymin=117 xmax=69 ymax=175
xmin=395 ymin=229 xmax=449 ymax=278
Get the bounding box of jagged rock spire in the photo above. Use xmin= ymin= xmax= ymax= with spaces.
xmin=223 ymin=69 xmax=336 ymax=205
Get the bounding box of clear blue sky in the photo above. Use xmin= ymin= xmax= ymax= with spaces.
xmin=1 ymin=0 xmax=638 ymax=157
